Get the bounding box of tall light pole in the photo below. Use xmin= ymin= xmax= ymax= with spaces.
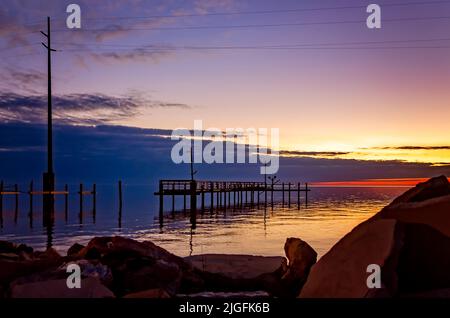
xmin=41 ymin=17 xmax=56 ymax=224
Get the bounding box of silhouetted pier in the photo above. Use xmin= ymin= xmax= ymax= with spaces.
xmin=155 ymin=179 xmax=310 ymax=226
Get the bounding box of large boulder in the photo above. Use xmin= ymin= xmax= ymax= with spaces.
xmin=0 ymin=247 xmax=63 ymax=286
xmin=299 ymin=219 xmax=399 ymax=298
xmin=386 ymin=175 xmax=450 ymax=206
xmin=370 ymin=176 xmax=450 ymax=237
xmin=74 ymin=236 xmax=198 ymax=297
xmin=186 ymin=254 xmax=285 ymax=280
xmin=67 ymin=243 xmax=85 ymax=257
xmin=300 ymin=176 xmax=450 ymax=298
xmin=77 ymin=236 xmax=189 ymax=269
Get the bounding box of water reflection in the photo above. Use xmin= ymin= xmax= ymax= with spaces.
xmin=0 ymin=186 xmax=406 ymax=258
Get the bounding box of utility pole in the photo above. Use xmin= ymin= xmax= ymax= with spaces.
xmin=41 ymin=17 xmax=57 ymax=225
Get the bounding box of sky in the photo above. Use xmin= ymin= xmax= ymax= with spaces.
xmin=1 ymin=0 xmax=450 ymax=184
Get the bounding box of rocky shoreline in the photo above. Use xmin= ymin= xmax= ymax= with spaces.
xmin=1 ymin=175 xmax=449 ymax=298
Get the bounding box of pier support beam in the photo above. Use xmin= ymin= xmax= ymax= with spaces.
xmin=190 ymin=180 xmax=197 ymax=228
xmin=29 ymin=181 xmax=34 ymax=227
xmin=0 ymin=181 xmax=3 ymax=226
xmin=288 ymin=182 xmax=291 ymax=207
xmin=64 ymin=184 xmax=68 ymax=221
xmin=159 ymin=180 xmax=163 ymax=227
xmin=79 ymin=183 xmax=83 ymax=224
xmin=210 ymin=182 xmax=214 ymax=212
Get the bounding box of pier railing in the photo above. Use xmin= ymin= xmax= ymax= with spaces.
xmin=155 ymin=179 xmax=311 ymax=227
xmin=156 ymin=180 xmax=310 ymax=194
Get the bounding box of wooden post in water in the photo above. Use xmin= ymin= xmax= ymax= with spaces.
xmin=282 ymin=183 xmax=285 ymax=205
xmin=257 ymin=185 xmax=260 ymax=206
xmin=159 ymin=180 xmax=163 ymax=226
xmin=92 ymin=183 xmax=97 ymax=223
xmin=14 ymin=184 xmax=19 ymax=223
xmin=271 ymin=180 xmax=274 ymax=207
xmin=64 ymin=184 xmax=68 ymax=221
xmin=240 ymin=187 xmax=243 ymax=207
xmin=190 ymin=180 xmax=197 ymax=228
xmin=250 ymin=183 xmax=254 ymax=206
xmin=201 ymin=185 xmax=205 ymax=213
xmin=118 ymin=180 xmax=123 ymax=227
xmin=79 ymin=183 xmax=83 ymax=223
xmin=305 ymin=182 xmax=309 ymax=205
xmin=0 ymin=181 xmax=3 ymax=226
xmin=29 ymin=181 xmax=34 ymax=217
xmin=223 ymin=185 xmax=227 ymax=211
xmin=288 ymin=182 xmax=291 ymax=207
xmin=171 ymin=183 xmax=175 ymax=213
xmin=210 ymin=182 xmax=214 ymax=211
xmin=297 ymin=182 xmax=300 ymax=209
xmin=183 ymin=183 xmax=187 ymax=212
xmin=264 ymin=182 xmax=267 ymax=205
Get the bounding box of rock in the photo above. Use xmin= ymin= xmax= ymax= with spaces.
xmin=0 ymin=241 xmax=16 ymax=254
xmin=300 ymin=176 xmax=450 ymax=298
xmin=10 ymin=277 xmax=114 ymax=298
xmin=67 ymin=243 xmax=84 ymax=256
xmin=386 ymin=175 xmax=450 ymax=206
xmin=120 ymin=259 xmax=182 ymax=296
xmin=0 ymin=253 xmax=20 ymax=261
xmin=185 ymin=254 xmax=285 ymax=280
xmin=78 ymin=236 xmax=189 ymax=269
xmin=371 ymin=190 xmax=450 ymax=237
xmin=183 ymin=254 xmax=292 ymax=297
xmin=396 ymin=222 xmax=450 ymax=294
xmin=0 ymin=242 xmax=34 ymax=262
xmin=16 ymin=244 xmax=33 ymax=255
xmin=0 ymin=256 xmax=64 ymax=286
xmin=58 ymin=260 xmax=112 ymax=283
xmin=34 ymin=248 xmax=61 ymax=261
xmin=281 ymin=238 xmax=317 ymax=296
xmin=124 ymin=288 xmax=171 ymax=298
xmin=75 ymin=236 xmax=195 ymax=296
xmin=283 ymin=238 xmax=317 ymax=281
xmin=299 ymin=219 xmax=399 ymax=298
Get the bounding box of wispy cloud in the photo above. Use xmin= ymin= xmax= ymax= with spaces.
xmin=280 ymin=150 xmax=351 ymax=157
xmin=0 ymin=67 xmax=46 ymax=94
xmin=87 ymin=48 xmax=174 ymax=63
xmin=0 ymin=91 xmax=191 ymax=125
xmin=369 ymin=146 xmax=450 ymax=150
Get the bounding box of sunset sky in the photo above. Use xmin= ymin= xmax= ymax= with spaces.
xmin=1 ymin=0 xmax=450 ymax=183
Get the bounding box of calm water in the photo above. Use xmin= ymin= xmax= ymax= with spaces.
xmin=0 ymin=185 xmax=406 ymax=258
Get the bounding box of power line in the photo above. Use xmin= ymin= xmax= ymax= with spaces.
xmin=5 ymin=37 xmax=450 ymax=57
xmin=50 ymin=16 xmax=450 ymax=33
xmin=4 ymin=0 xmax=450 ymax=35
xmin=58 ymin=46 xmax=450 ymax=53
xmin=75 ymin=0 xmax=450 ymax=21
xmin=52 ymin=37 xmax=450 ymax=50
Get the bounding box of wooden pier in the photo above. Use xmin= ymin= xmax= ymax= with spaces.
xmin=154 ymin=179 xmax=311 ymax=226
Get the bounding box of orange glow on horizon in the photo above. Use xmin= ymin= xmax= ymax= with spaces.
xmin=312 ymin=177 xmax=450 ymax=187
